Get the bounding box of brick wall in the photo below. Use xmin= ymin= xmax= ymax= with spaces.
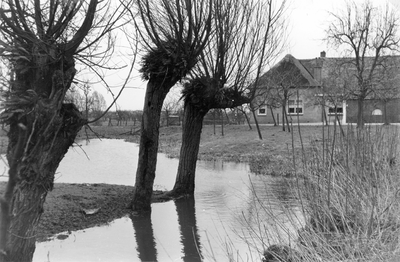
xmin=252 ymin=88 xmax=334 ymax=124
xmin=346 ymin=99 xmax=400 ymax=123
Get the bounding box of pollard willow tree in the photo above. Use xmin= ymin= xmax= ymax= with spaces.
xmin=168 ymin=0 xmax=288 ymax=197
xmin=326 ymin=0 xmax=400 ymax=127
xmin=128 ymin=0 xmax=212 ymax=211
xmin=0 ymin=1 xmax=128 ymax=261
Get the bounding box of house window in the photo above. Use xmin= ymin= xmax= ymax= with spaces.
xmin=258 ymin=106 xmax=267 ymax=116
xmin=372 ymin=109 xmax=383 ymax=115
xmin=288 ymin=100 xmax=303 ymax=115
xmin=328 ymin=104 xmax=343 ymax=115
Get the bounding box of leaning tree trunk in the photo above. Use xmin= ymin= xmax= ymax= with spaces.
xmin=241 ymin=109 xmax=252 ymax=130
xmin=170 ymin=102 xmax=208 ymax=196
xmin=169 ymin=77 xmax=251 ymax=198
xmin=131 ymin=78 xmax=174 ymax=211
xmin=3 ymin=104 xmax=84 ymax=262
xmin=282 ymin=105 xmax=286 ymax=131
xmin=251 ymin=109 xmax=263 ymax=140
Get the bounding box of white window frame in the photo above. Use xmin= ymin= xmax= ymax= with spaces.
xmin=258 ymin=106 xmax=267 ymax=116
xmin=327 ymin=102 xmax=343 ymax=116
xmin=287 ymin=99 xmax=303 ymax=115
xmin=372 ymin=109 xmax=383 ymax=116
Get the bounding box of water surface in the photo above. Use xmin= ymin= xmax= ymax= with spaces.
xmin=6 ymin=139 xmax=302 ymax=261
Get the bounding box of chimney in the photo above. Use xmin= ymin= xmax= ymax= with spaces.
xmin=320 ymin=51 xmax=326 ymax=58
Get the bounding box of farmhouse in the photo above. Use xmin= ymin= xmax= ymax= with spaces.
xmin=253 ymin=52 xmax=400 ymax=125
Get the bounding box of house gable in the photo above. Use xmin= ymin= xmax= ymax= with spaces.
xmin=261 ymin=54 xmax=320 ymax=88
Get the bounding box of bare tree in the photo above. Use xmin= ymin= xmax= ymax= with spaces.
xmin=65 ymin=85 xmax=85 ymax=111
xmin=65 ymin=84 xmax=107 ymax=119
xmin=167 ymin=0 xmax=288 ymax=197
xmin=82 ymin=83 xmax=93 ymax=119
xmin=0 ymin=1 xmax=128 ymax=261
xmin=246 ymin=0 xmax=288 ymax=139
xmin=91 ymin=91 xmax=107 ymax=113
xmin=314 ymin=59 xmax=351 ymax=132
xmin=126 ymin=0 xmax=212 ymax=211
xmin=326 ymin=0 xmax=400 ymax=127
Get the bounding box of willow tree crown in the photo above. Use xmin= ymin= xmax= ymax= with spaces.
xmin=133 ymin=0 xmax=212 ymax=82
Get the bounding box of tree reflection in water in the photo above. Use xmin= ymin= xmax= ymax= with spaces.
xmin=174 ymin=196 xmax=203 ymax=262
xmin=130 ymin=211 xmax=158 ymax=262
xmin=130 ymin=196 xmax=202 ymax=262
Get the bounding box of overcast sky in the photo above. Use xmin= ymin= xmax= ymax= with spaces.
xmin=97 ymin=0 xmax=400 ymax=111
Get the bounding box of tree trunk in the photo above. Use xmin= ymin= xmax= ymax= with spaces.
xmin=282 ymin=105 xmax=286 ymax=131
xmin=131 ymin=79 xmax=173 ymax=211
xmin=244 ymin=110 xmax=252 ymax=130
xmin=384 ymin=100 xmax=389 ymax=125
xmin=284 ymin=109 xmax=291 ymax=132
xmin=335 ymin=112 xmax=345 ymax=137
xmin=221 ymin=109 xmax=224 ymax=136
xmin=170 ymin=102 xmax=208 ymax=196
xmin=322 ymin=107 xmax=329 ymax=126
xmin=237 ymin=107 xmax=252 ymax=130
xmin=269 ymin=106 xmax=277 ymax=126
xmin=251 ymin=109 xmax=263 ymax=140
xmin=213 ymin=110 xmax=216 ymax=135
xmin=7 ymin=187 xmax=47 ymax=262
xmin=357 ymin=98 xmax=364 ymax=127
xmin=168 ymin=77 xmax=251 ymax=199
xmin=2 ymin=104 xmax=84 ymax=262
xmin=224 ymin=109 xmax=230 ymax=125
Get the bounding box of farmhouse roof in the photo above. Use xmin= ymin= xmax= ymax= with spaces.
xmin=284 ymin=54 xmax=320 ymax=86
xmin=256 ymin=54 xmax=320 ymax=88
xmin=258 ymin=53 xmax=400 ymax=90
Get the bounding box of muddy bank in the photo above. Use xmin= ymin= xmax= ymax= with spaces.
xmin=0 ymin=182 xmax=167 ymax=242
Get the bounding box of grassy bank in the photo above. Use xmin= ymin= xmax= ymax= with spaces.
xmin=79 ymin=123 xmax=316 ymax=158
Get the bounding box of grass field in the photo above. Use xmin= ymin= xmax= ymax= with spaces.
xmin=80 ymin=122 xmax=374 ymax=177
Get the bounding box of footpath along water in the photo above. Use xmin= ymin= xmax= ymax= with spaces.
xmin=0 ymin=139 xmax=303 ymax=261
